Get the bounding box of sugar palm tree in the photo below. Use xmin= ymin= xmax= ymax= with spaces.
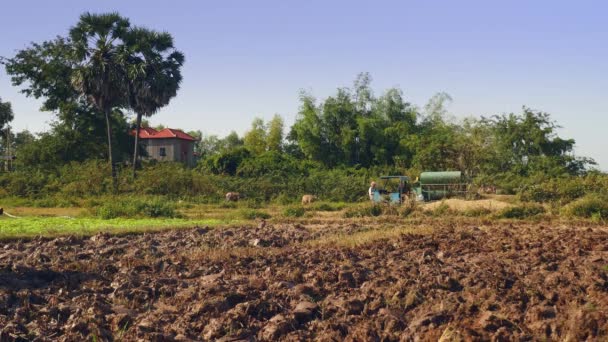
xmin=70 ymin=12 xmax=131 ymax=192
xmin=125 ymin=28 xmax=184 ymax=178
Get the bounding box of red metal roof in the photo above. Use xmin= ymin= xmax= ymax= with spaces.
xmin=131 ymin=128 xmax=196 ymax=141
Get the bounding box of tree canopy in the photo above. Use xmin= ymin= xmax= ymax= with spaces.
xmin=0 ymin=97 xmax=13 ymax=132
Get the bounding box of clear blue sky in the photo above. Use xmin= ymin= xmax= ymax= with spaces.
xmin=1 ymin=0 xmax=606 ymax=169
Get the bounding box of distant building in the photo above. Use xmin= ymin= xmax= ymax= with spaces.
xmin=132 ymin=127 xmax=197 ymax=167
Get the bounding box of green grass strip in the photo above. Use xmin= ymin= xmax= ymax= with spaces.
xmin=0 ymin=217 xmax=235 ymax=239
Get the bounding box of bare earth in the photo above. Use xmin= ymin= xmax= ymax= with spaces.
xmin=0 ymin=221 xmax=607 ymax=341
xmin=421 ymin=198 xmax=512 ymax=212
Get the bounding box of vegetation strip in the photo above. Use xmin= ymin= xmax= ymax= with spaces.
xmin=0 ymin=217 xmax=233 ymax=239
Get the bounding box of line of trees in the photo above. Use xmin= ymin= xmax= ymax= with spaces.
xmin=0 ymin=13 xmax=598 ymax=197
xmin=191 ymin=73 xmax=594 ymax=191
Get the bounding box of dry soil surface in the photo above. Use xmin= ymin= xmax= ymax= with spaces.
xmin=0 ymin=221 xmax=607 ymax=341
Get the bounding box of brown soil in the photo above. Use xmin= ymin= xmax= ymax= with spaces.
xmin=422 ymin=198 xmax=512 ymax=212
xmin=0 ymin=221 xmax=607 ymax=341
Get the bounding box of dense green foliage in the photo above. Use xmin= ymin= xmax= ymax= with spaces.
xmin=96 ymin=197 xmax=177 ymax=219
xmin=561 ymin=194 xmax=608 ymax=220
xmin=2 ymin=12 xmax=184 ymax=186
xmin=1 ymin=12 xmax=604 ymax=208
xmin=495 ymin=203 xmax=546 ymax=219
xmin=0 ymin=160 xmax=376 ymax=203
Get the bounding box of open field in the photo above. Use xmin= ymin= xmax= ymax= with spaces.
xmin=0 ymin=215 xmax=607 ymax=341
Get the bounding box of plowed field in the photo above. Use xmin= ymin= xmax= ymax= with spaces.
xmin=1 ymin=221 xmax=607 ymax=341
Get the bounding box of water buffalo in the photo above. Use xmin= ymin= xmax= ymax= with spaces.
xmin=225 ymin=192 xmax=241 ymax=202
xmin=301 ymin=194 xmax=317 ymax=205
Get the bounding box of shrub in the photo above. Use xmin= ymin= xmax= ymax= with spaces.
xmin=462 ymin=207 xmax=492 ymax=217
xmin=343 ymin=204 xmax=383 ymax=218
xmin=137 ymin=199 xmax=176 ymax=218
xmin=239 ymin=209 xmax=271 ymax=220
xmin=97 ymin=202 xmax=128 ymax=219
xmin=244 ymin=199 xmax=264 ymax=209
xmin=562 ymin=194 xmax=608 ymax=219
xmin=519 ymin=178 xmax=586 ymax=204
xmin=219 ymin=201 xmax=237 ymax=209
xmin=96 ymin=198 xmax=176 ymax=219
xmin=429 ymin=202 xmax=452 ymax=217
xmin=311 ymin=202 xmax=347 ymax=212
xmin=400 ymin=202 xmax=417 ymax=217
xmin=495 ymin=203 xmax=545 ymax=219
xmin=283 ymin=206 xmax=306 ymax=217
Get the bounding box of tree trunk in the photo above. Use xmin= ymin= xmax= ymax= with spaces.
xmin=105 ymin=108 xmax=118 ymax=193
xmin=132 ymin=112 xmax=143 ymax=179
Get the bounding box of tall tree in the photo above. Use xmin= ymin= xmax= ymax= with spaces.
xmin=70 ymin=12 xmax=131 ymax=191
xmin=223 ymin=131 xmax=244 ymax=151
xmin=266 ymin=114 xmax=284 ymax=152
xmin=0 ymin=97 xmax=14 ymax=170
xmin=126 ymin=28 xmax=184 ymax=178
xmin=0 ymin=97 xmax=14 ymax=131
xmin=288 ymin=91 xmax=324 ymax=162
xmin=243 ymin=117 xmax=267 ymax=155
xmin=353 ymin=72 xmax=373 ymax=116
xmin=3 ymin=37 xmax=132 ymax=168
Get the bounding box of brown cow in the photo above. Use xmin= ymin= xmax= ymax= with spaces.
xmin=225 ymin=192 xmax=240 ymax=202
xmin=301 ymin=195 xmax=317 ymax=205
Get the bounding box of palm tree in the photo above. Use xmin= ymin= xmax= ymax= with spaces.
xmin=70 ymin=12 xmax=131 ymax=192
xmin=125 ymin=28 xmax=184 ymax=178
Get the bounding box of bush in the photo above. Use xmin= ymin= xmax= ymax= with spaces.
xmin=429 ymin=202 xmax=452 ymax=217
xmin=399 ymin=202 xmax=417 ymax=217
xmin=96 ymin=198 xmax=176 ymax=219
xmin=219 ymin=201 xmax=237 ymax=209
xmin=343 ymin=204 xmax=383 ymax=218
xmin=462 ymin=207 xmax=492 ymax=217
xmin=311 ymin=202 xmax=347 ymax=212
xmin=138 ymin=198 xmax=176 ymax=218
xmin=495 ymin=203 xmax=545 ymax=219
xmin=283 ymin=206 xmax=306 ymax=217
xmin=562 ymin=194 xmax=608 ymax=219
xmin=239 ymin=209 xmax=271 ymax=220
xmin=519 ymin=178 xmax=586 ymax=204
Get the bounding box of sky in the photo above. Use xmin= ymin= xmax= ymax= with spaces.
xmin=0 ymin=0 xmax=606 ymax=169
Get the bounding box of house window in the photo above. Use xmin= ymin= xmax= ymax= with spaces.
xmin=159 ymin=147 xmax=166 ymax=157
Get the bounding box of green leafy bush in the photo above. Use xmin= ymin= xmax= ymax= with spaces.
xmin=519 ymin=178 xmax=586 ymax=204
xmin=283 ymin=206 xmax=305 ymax=217
xmin=96 ymin=198 xmax=176 ymax=219
xmin=343 ymin=204 xmax=383 ymax=218
xmin=239 ymin=209 xmax=271 ymax=220
xmin=495 ymin=203 xmax=545 ymax=219
xmin=219 ymin=201 xmax=237 ymax=209
xmin=462 ymin=207 xmax=492 ymax=217
xmin=561 ymin=194 xmax=608 ymax=219
xmin=311 ymin=202 xmax=347 ymax=212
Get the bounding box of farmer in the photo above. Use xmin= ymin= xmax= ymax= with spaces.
xmin=368 ymin=181 xmax=377 ymax=202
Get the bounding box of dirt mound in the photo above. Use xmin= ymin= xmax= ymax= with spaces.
xmin=422 ymin=198 xmax=512 ymax=212
xmin=0 ymin=222 xmax=607 ymax=340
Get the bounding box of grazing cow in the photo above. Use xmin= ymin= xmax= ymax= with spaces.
xmin=225 ymin=192 xmax=240 ymax=202
xmin=301 ymin=195 xmax=317 ymax=205
xmin=480 ymin=185 xmax=497 ymax=194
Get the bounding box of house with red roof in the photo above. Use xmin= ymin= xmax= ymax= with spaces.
xmin=132 ymin=127 xmax=197 ymax=167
